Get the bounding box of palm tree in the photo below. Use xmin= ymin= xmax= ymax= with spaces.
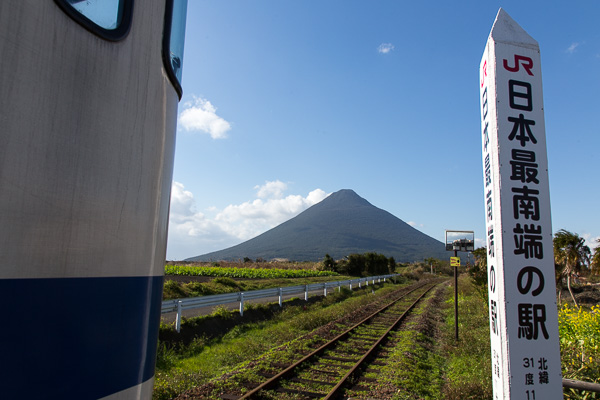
xmin=472 ymin=247 xmax=488 ymax=268
xmin=553 ymin=229 xmax=591 ymax=307
xmin=591 ymin=239 xmax=600 ymax=276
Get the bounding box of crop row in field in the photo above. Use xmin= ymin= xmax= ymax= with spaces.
xmin=164 ymin=264 xmax=338 ymax=279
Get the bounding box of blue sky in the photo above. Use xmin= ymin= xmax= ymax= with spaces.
xmin=166 ymin=1 xmax=600 ymax=261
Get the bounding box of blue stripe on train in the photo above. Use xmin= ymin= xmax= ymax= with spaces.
xmin=0 ymin=276 xmax=164 ymax=399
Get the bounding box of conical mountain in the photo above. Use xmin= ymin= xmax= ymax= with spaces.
xmin=186 ymin=189 xmax=447 ymax=262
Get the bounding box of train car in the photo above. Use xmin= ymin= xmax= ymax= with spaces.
xmin=0 ymin=0 xmax=187 ymax=398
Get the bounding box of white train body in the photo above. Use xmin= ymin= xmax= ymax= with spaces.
xmin=0 ymin=0 xmax=186 ymax=398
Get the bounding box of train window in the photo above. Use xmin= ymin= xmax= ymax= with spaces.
xmin=54 ymin=0 xmax=133 ymax=41
xmin=163 ymin=0 xmax=188 ymax=99
xmin=67 ymin=0 xmax=123 ymax=30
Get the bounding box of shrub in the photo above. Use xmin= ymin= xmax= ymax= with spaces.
xmin=322 ymin=253 xmax=337 ymax=272
xmin=336 ymin=252 xmax=392 ymax=276
xmin=212 ymin=277 xmax=239 ymax=288
xmin=211 ymin=305 xmax=234 ymax=320
xmin=163 ymin=280 xmax=186 ymax=299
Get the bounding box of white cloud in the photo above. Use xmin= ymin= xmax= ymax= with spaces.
xmin=475 ymin=238 xmax=486 ymax=249
xmin=178 ymin=97 xmax=231 ymax=139
xmin=377 ymin=43 xmax=394 ymax=54
xmin=169 ymin=182 xmax=196 ymax=218
xmin=582 ymin=233 xmax=600 ymax=253
xmin=566 ymin=42 xmax=581 ymax=54
xmin=167 ymin=182 xmax=239 ymax=260
xmin=215 ymin=188 xmax=329 ymax=239
xmin=255 ymin=180 xmax=288 ymax=199
xmin=167 ymin=181 xmax=330 ymax=260
xmin=407 ymin=221 xmax=423 ymax=228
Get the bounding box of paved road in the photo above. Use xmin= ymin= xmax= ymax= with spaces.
xmin=160 ymin=287 xmax=339 ymax=324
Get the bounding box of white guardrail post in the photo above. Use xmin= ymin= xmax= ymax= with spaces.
xmin=175 ymin=300 xmax=183 ymax=333
xmin=278 ymin=287 xmax=283 ymax=307
xmin=239 ymin=293 xmax=244 ymax=316
xmin=304 ymin=285 xmax=308 ymax=301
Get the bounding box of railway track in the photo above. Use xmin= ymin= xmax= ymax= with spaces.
xmin=220 ymin=280 xmax=440 ymax=400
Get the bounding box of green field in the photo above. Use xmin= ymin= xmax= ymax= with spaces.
xmin=165 ymin=264 xmax=338 ymax=279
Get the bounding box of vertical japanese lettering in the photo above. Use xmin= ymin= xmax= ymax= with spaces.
xmin=512 ymin=186 xmax=540 ymax=220
xmin=517 ymin=266 xmax=545 ymax=296
xmin=513 ymin=224 xmax=543 ymax=259
xmin=509 ymin=80 xmax=533 ymax=111
xmin=510 ymin=149 xmax=539 ymax=184
xmin=508 ymin=114 xmax=537 ymax=147
xmin=518 ymin=304 xmax=549 ymax=340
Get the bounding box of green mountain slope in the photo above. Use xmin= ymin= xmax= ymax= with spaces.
xmin=186 ymin=189 xmax=447 ymax=262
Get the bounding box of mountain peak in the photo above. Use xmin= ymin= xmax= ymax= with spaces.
xmin=320 ymin=189 xmax=372 ymax=208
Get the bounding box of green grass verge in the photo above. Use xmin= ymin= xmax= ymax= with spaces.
xmin=440 ymin=276 xmax=493 ymax=399
xmin=441 ymin=276 xmax=600 ymax=400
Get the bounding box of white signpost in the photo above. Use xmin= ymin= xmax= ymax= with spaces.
xmin=480 ymin=9 xmax=563 ymax=400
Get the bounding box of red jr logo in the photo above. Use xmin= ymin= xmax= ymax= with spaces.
xmin=503 ymin=54 xmax=534 ymax=75
xmin=481 ymin=60 xmax=488 ymax=88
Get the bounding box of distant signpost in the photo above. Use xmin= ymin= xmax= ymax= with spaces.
xmin=479 ymin=8 xmax=562 ymax=399
xmin=445 ymin=230 xmax=474 ymax=341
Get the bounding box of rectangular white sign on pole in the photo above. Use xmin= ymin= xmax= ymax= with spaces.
xmin=479 ymin=9 xmax=563 ymax=400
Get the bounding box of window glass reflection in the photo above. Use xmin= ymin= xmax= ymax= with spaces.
xmin=67 ymin=0 xmax=123 ymax=30
xmin=169 ymin=0 xmax=188 ymax=83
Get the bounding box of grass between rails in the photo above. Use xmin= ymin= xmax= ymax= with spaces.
xmin=367 ymin=285 xmax=447 ymax=400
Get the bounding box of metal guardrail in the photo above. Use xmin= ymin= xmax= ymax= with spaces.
xmin=162 ymin=274 xmax=398 ymax=332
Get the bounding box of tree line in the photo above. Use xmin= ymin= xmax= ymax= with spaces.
xmin=322 ymin=252 xmax=396 ymax=276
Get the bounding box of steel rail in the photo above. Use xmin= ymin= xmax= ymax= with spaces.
xmin=323 ymin=284 xmax=436 ymax=399
xmin=237 ymin=281 xmax=436 ymax=400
